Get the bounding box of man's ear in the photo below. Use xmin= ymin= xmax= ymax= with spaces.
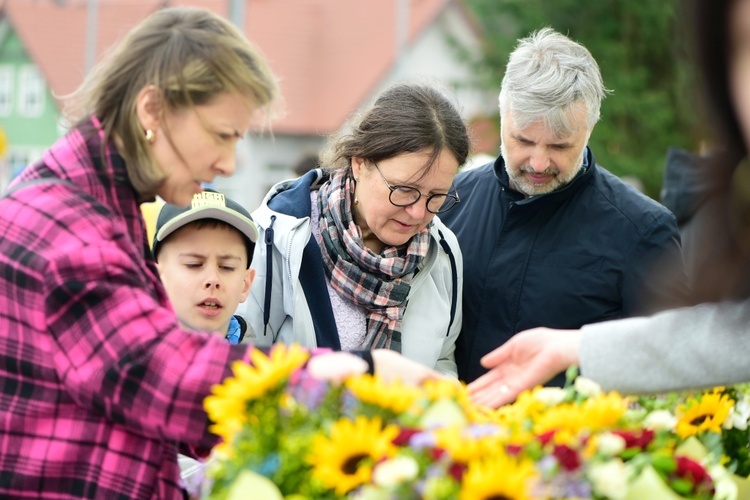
xmin=240 ymin=268 xmax=255 ymax=302
xmin=135 ymin=85 xmax=163 ymax=133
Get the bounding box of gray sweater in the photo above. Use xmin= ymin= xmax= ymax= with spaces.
xmin=580 ymin=299 xmax=750 ymax=394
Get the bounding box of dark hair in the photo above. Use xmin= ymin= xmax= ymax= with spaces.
xmin=293 ymin=153 xmax=320 ymax=177
xmin=691 ymin=0 xmax=746 ymax=167
xmin=673 ymin=0 xmax=750 ymax=303
xmin=320 ymin=83 xmax=470 ymax=176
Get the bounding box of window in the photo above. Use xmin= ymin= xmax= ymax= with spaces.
xmin=17 ymin=65 xmax=44 ymax=117
xmin=7 ymin=149 xmax=30 ymax=181
xmin=0 ymin=66 xmax=13 ymax=116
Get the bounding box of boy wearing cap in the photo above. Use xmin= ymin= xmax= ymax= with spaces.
xmin=152 ymin=189 xmax=257 ymax=344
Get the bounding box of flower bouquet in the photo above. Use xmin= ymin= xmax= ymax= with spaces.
xmin=201 ymin=345 xmax=750 ymax=499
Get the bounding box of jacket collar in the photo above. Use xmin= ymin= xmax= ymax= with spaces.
xmin=266 ymin=168 xmax=329 ymax=217
xmin=28 ymin=116 xmax=148 ymax=255
xmin=493 ymin=146 xmax=597 ymax=205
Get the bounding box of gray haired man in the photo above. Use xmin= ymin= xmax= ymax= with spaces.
xmin=440 ymin=28 xmax=687 ymax=385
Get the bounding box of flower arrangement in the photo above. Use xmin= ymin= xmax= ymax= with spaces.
xmin=201 ymin=345 xmax=750 ymax=499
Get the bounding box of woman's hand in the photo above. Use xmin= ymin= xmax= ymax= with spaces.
xmin=468 ymin=327 xmax=582 ymax=408
xmin=371 ymin=349 xmax=443 ymax=385
xmin=307 ymin=351 xmax=369 ymax=383
xmin=306 ymin=349 xmax=443 ymax=386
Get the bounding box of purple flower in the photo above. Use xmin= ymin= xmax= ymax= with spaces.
xmin=287 ymin=370 xmax=329 ymax=410
xmin=409 ymin=431 xmax=437 ymax=449
xmin=465 ymin=423 xmax=502 ymax=439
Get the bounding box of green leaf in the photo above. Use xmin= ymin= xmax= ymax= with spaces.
xmin=650 ymin=454 xmax=677 ymax=474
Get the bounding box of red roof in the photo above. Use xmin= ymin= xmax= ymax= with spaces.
xmin=2 ymin=0 xmax=460 ymax=134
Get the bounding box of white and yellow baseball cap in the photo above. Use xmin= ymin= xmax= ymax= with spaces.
xmin=152 ymin=189 xmax=257 ymax=264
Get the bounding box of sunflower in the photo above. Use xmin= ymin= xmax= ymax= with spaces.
xmin=308 ymin=416 xmax=400 ymax=496
xmin=204 ymin=344 xmax=309 ymax=444
xmin=248 ymin=343 xmax=310 ymax=393
xmin=577 ymin=392 xmax=629 ymax=430
xmin=463 ymin=400 xmax=537 ymax=446
xmin=676 ymin=389 xmax=734 ymax=438
xmin=423 ymin=379 xmax=482 ymax=420
xmin=464 ymin=403 xmax=498 ymax=424
xmin=346 ymin=374 xmax=422 ymax=414
xmin=490 ymin=389 xmax=550 ymax=426
xmin=459 ymin=453 xmax=537 ymax=500
xmin=433 ymin=425 xmax=510 ymax=464
xmin=434 ymin=425 xmax=485 ymax=464
xmin=422 ymin=378 xmax=472 ymax=403
xmin=533 ymin=393 xmax=628 ymax=445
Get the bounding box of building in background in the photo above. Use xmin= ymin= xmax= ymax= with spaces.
xmin=0 ymin=0 xmax=493 ymax=210
xmin=0 ymin=0 xmax=159 ymax=192
xmin=0 ymin=2 xmax=70 ymax=192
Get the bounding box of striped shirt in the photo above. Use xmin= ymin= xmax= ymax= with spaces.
xmin=0 ymin=119 xmax=247 ymax=499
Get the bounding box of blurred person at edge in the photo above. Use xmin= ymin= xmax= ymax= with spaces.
xmin=470 ymin=0 xmax=750 ymax=409
xmin=439 ymin=28 xmax=688 ymax=385
xmin=246 ymin=83 xmax=469 ymax=377
xmin=0 ymin=7 xmax=438 ymax=499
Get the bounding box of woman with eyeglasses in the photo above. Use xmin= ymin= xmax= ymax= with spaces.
xmin=246 ymin=83 xmax=470 ymax=376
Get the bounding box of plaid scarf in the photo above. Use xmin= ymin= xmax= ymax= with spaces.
xmin=316 ymin=168 xmax=430 ymax=352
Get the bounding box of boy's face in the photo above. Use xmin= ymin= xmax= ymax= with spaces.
xmin=157 ymin=224 xmax=255 ymax=336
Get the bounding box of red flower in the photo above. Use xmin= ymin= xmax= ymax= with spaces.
xmin=392 ymin=428 xmax=420 ymax=446
xmin=611 ymin=429 xmax=654 ymax=450
xmin=430 ymin=447 xmax=447 ymax=461
xmin=553 ymin=444 xmax=582 ymax=471
xmin=675 ymin=456 xmax=712 ymax=487
xmin=537 ymin=430 xmax=556 ymax=446
xmin=448 ymin=461 xmax=467 ymax=481
xmin=506 ymin=444 xmax=523 ymax=456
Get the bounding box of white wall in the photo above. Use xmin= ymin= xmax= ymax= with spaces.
xmin=402 ymin=4 xmax=496 ymax=119
xmin=214 ymin=132 xmax=326 ymax=213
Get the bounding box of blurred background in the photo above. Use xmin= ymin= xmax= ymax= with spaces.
xmin=0 ymin=0 xmax=696 ymax=211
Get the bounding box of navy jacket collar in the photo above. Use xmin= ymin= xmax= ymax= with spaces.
xmin=267 ymin=168 xmax=329 ymax=216
xmin=493 ymin=147 xmax=597 ymax=205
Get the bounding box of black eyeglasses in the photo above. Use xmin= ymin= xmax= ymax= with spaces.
xmin=370 ymin=161 xmax=460 ymax=214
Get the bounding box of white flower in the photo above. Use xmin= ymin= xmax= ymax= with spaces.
xmin=723 ymin=397 xmax=750 ymax=431
xmin=574 ymin=377 xmax=602 ymax=398
xmin=643 ymin=410 xmax=678 ymax=432
xmin=710 ymin=465 xmax=738 ymax=500
xmin=588 ymin=459 xmax=628 ymax=500
xmin=533 ymin=387 xmax=567 ymax=406
xmin=597 ymin=433 xmax=626 ymax=457
xmin=372 ymin=456 xmax=419 ymax=489
xmin=353 ymin=486 xmax=392 ymax=500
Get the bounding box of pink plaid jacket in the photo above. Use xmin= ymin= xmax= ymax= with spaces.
xmin=0 ymin=119 xmax=247 ymax=499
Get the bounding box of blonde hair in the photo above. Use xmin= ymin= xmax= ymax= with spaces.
xmin=65 ymin=7 xmax=279 ymax=194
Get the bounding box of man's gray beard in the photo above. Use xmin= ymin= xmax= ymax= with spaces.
xmin=500 ymin=143 xmax=584 ymax=196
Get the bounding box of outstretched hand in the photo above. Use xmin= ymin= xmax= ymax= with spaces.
xmin=468 ymin=327 xmax=582 ymax=408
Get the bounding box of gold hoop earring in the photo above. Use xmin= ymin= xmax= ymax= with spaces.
xmin=354 ymin=196 xmax=359 ymax=206
xmin=145 ymin=129 xmax=155 ymax=143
